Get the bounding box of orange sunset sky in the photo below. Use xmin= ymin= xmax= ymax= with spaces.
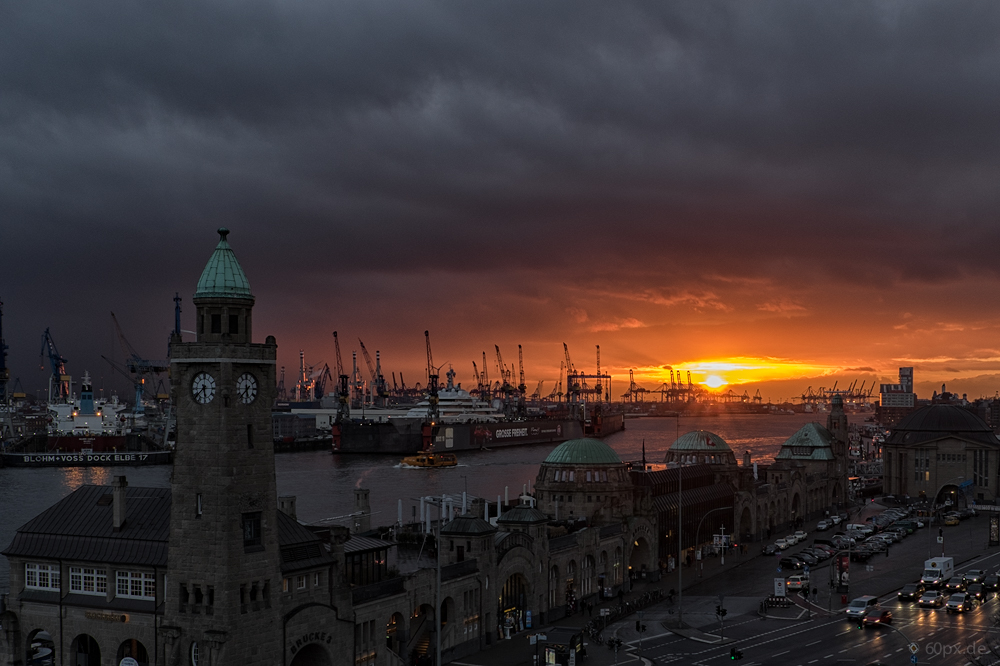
xmin=5 ymin=4 xmax=1000 ymax=403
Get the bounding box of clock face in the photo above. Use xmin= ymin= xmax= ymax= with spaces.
xmin=191 ymin=372 xmax=217 ymax=404
xmin=236 ymin=372 xmax=258 ymax=404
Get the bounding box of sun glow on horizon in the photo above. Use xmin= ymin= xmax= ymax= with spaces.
xmin=635 ymin=356 xmax=839 ymax=389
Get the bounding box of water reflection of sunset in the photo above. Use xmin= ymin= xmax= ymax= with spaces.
xmin=61 ymin=466 xmax=111 ymax=491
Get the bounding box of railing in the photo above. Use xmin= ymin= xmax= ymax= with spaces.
xmin=351 ymin=577 xmax=406 ymax=604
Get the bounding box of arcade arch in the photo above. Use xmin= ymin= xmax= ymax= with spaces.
xmin=70 ymin=634 xmax=101 ymax=666
xmin=289 ymin=643 xmax=332 ymax=666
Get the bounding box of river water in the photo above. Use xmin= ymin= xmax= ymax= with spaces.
xmin=0 ymin=412 xmax=866 ymax=593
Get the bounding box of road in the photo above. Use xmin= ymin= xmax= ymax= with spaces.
xmin=631 ymin=511 xmax=1000 ymax=665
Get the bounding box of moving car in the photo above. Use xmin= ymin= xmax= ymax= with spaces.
xmin=945 ymin=577 xmax=967 ymax=593
xmin=967 ymin=583 xmax=986 ymax=602
xmin=944 ymin=514 xmax=961 ymax=526
xmin=816 ymin=520 xmax=830 ymax=531
xmin=919 ymin=591 xmax=946 ymax=608
xmin=898 ymin=583 xmax=925 ymax=602
xmin=787 ymin=575 xmax=810 ymax=590
xmin=984 ymin=573 xmax=999 ymax=591
xmin=964 ymin=570 xmax=986 ymax=585
xmin=863 ymin=609 xmax=893 ymax=627
xmin=946 ymin=592 xmax=978 ymax=613
xmin=845 ymin=596 xmax=880 ymax=618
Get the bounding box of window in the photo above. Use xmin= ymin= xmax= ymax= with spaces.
xmin=196 ymin=494 xmax=203 ymax=518
xmin=25 ymin=563 xmax=60 ymax=590
xmin=242 ymin=512 xmax=262 ymax=549
xmin=586 ymin=471 xmax=592 ymax=482
xmin=70 ymin=567 xmax=107 ymax=595
xmin=313 ymin=573 xmax=321 ymax=587
xmin=282 ymin=578 xmax=289 ymax=593
xmin=975 ymin=450 xmax=990 ymax=488
xmin=211 ymin=314 xmax=221 ymax=334
xmin=229 ymin=314 xmax=239 ymax=334
xmin=297 ymin=575 xmax=306 ymax=590
xmin=116 ymin=571 xmax=156 ymax=599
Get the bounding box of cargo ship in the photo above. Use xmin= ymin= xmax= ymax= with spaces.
xmin=0 ymin=372 xmax=172 ymax=467
xmin=278 ymin=367 xmax=624 ymax=455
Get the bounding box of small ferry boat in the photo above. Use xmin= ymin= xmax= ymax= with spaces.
xmin=400 ymin=452 xmax=458 ymax=468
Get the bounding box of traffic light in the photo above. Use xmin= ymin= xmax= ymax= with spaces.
xmin=636 ymin=620 xmax=641 ymax=631
xmin=856 ymin=617 xmax=864 ymax=629
xmin=715 ymin=605 xmax=722 ymax=616
xmin=730 ymin=647 xmax=743 ymax=660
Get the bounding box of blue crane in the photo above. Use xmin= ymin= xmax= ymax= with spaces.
xmin=110 ymin=312 xmax=169 ymax=413
xmin=39 ymin=328 xmax=70 ymax=401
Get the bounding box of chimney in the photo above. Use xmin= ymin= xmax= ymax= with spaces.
xmin=353 ymin=488 xmax=370 ymax=534
xmin=113 ymin=476 xmax=128 ymax=531
xmin=743 ymin=451 xmax=751 ymax=467
xmin=278 ymin=496 xmax=297 ymax=520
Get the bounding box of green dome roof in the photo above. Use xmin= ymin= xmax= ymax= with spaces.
xmin=194 ymin=228 xmax=253 ymax=299
xmin=670 ymin=430 xmax=731 ymax=452
xmin=543 ymin=438 xmax=622 ymax=465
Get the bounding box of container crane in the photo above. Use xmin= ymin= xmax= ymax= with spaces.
xmin=277 ymin=367 xmax=287 ymax=401
xmin=517 ymin=345 xmax=526 ymax=395
xmin=39 ymin=328 xmax=70 ymax=402
xmin=595 ymin=345 xmax=602 ymax=400
xmin=358 ymin=339 xmax=388 ymax=406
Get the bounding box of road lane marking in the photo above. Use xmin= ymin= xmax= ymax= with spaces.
xmin=806 ymin=640 xmax=821 ymax=646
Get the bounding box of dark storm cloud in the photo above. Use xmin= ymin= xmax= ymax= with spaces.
xmin=6 ymin=1 xmax=1000 ymax=389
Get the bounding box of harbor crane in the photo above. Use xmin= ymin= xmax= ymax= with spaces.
xmin=481 ymin=352 xmax=491 ymax=400
xmin=277 ymin=367 xmax=287 ymax=401
xmin=517 ymin=345 xmax=526 ymax=395
xmin=0 ymin=298 xmax=8 ymax=404
xmin=358 ymin=339 xmax=388 ymax=406
xmin=110 ymin=312 xmax=169 ymax=412
xmin=39 ymin=328 xmax=70 ymax=402
xmin=424 ymin=331 xmax=440 ymax=423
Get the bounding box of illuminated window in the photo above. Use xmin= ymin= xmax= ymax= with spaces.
xmin=25 ymin=563 xmax=60 ymax=590
xmin=70 ymin=567 xmax=107 ymax=595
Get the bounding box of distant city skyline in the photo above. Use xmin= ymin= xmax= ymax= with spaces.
xmin=5 ymin=3 xmax=1000 ymax=401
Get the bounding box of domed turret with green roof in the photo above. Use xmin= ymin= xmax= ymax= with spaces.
xmin=193 ymin=228 xmax=255 ymax=344
xmin=543 ymin=438 xmax=622 ymax=465
xmin=666 ymin=430 xmax=737 ymax=465
xmin=195 ymin=227 xmax=253 ymax=299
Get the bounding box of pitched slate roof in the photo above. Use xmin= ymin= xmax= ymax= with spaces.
xmin=2 ymin=485 xmax=171 ymax=566
xmin=277 ymin=511 xmax=333 ymax=571
xmin=774 ymin=422 xmax=835 ymax=461
xmin=441 ymin=515 xmax=496 ymax=535
xmin=497 ymin=505 xmax=548 ymax=524
xmin=194 ymin=228 xmax=253 ymax=299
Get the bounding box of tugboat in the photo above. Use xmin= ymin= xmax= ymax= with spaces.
xmin=400 ymin=451 xmax=458 ymax=468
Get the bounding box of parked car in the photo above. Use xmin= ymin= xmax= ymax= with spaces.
xmin=795 ymin=552 xmax=818 ymax=566
xmin=775 ymin=539 xmax=790 ymax=550
xmin=898 ymin=583 xmax=925 ymax=602
xmin=762 ymin=544 xmax=778 ymax=555
xmin=944 ymin=514 xmax=961 ymax=526
xmin=816 ymin=520 xmax=831 ymax=531
xmin=959 ymin=508 xmax=977 ymax=519
xmin=919 ymin=591 xmax=946 ymax=608
xmin=780 ymin=557 xmax=805 ymax=570
xmin=830 ymin=515 xmax=842 ymax=525
xmin=863 ymin=609 xmax=893 ymax=627
xmin=945 ymin=577 xmax=967 ymax=593
xmin=946 ymin=592 xmax=978 ymax=613
xmin=794 ymin=530 xmax=808 ymax=542
xmin=850 ymin=548 xmax=874 ymax=562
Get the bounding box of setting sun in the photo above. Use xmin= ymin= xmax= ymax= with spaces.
xmin=704 ymin=375 xmax=728 ymax=388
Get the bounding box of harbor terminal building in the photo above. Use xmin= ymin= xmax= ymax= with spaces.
xmin=2 ymin=230 xmax=856 ymax=666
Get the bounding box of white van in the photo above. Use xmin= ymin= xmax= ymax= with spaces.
xmin=845 ymin=595 xmax=879 ymax=618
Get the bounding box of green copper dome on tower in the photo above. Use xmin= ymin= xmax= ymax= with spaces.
xmin=194 ymin=228 xmax=253 ymax=299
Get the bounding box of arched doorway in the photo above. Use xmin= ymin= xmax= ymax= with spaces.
xmin=25 ymin=629 xmax=54 ymax=666
xmin=936 ymin=484 xmax=966 ymax=509
xmin=565 ymin=561 xmax=577 ymax=612
xmin=613 ymin=546 xmax=622 ymax=585
xmin=386 ymin=612 xmax=406 ymax=655
xmin=738 ymin=507 xmax=752 ymax=543
xmin=629 ymin=537 xmax=651 ymax=579
xmin=598 ymin=551 xmax=609 ymax=595
xmin=117 ymin=638 xmax=149 ymax=665
xmin=548 ymin=565 xmax=560 ymax=607
xmin=289 ymin=643 xmax=332 ymax=666
xmin=70 ymin=634 xmax=101 ymax=666
xmin=410 ymin=603 xmax=435 ymax=663
xmin=499 ymin=574 xmax=530 ymax=637
xmin=791 ymin=493 xmax=800 ymax=526
xmin=582 ymin=555 xmax=595 ymax=596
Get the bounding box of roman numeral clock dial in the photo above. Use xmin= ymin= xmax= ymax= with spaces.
xmin=191 ymin=372 xmax=217 ymax=404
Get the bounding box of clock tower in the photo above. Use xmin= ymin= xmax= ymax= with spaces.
xmin=162 ymin=228 xmax=281 ymax=665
